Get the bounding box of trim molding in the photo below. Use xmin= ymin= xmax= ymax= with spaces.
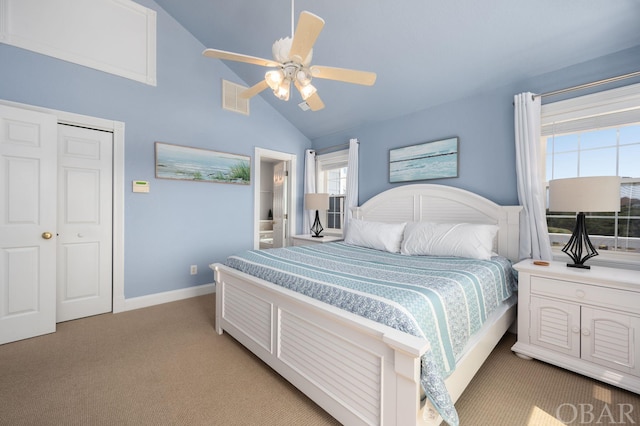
xmin=122 ymin=283 xmax=215 ymax=312
xmin=0 ymin=0 xmax=157 ymax=85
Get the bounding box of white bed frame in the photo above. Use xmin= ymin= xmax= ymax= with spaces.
xmin=211 ymin=184 xmax=522 ymax=425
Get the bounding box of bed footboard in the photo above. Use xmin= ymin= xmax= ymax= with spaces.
xmin=212 ymin=263 xmax=438 ymax=426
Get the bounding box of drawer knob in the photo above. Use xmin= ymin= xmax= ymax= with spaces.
xmin=576 ymin=290 xmax=585 ymax=299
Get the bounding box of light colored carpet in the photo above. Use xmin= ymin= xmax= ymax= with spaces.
xmin=0 ymin=294 xmax=638 ymax=425
xmin=455 ymin=331 xmax=640 ymax=425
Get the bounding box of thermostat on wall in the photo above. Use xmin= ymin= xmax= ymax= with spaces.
xmin=132 ymin=180 xmax=150 ymax=193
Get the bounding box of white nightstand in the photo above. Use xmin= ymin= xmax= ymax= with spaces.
xmin=512 ymin=259 xmax=640 ymax=393
xmin=292 ymin=234 xmax=343 ymax=247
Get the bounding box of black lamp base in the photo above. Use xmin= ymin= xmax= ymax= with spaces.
xmin=562 ymin=212 xmax=598 ymax=269
xmin=310 ymin=210 xmax=324 ymax=238
xmin=566 ymin=263 xmax=591 ymax=270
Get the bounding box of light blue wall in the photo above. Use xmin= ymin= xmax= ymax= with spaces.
xmin=313 ymin=45 xmax=640 ymax=207
xmin=2 ymin=1 xmax=639 ymax=299
xmin=0 ymin=0 xmax=311 ymax=298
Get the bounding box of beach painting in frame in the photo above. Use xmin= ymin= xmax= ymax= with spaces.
xmin=155 ymin=142 xmax=250 ymax=185
xmin=389 ymin=137 xmax=458 ymax=183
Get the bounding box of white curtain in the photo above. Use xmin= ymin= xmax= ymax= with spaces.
xmin=514 ymin=93 xmax=553 ymax=261
xmin=343 ymin=138 xmax=359 ymax=235
xmin=302 ymin=149 xmax=316 ymax=234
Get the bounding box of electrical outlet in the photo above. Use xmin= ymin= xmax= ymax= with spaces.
xmin=190 ymin=265 xmax=197 ymax=275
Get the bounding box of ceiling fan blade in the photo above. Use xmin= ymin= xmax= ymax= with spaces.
xmin=202 ymin=48 xmax=280 ymax=67
xmin=289 ymin=11 xmax=325 ymax=63
xmin=305 ymin=92 xmax=325 ymax=111
xmin=240 ymin=80 xmax=269 ymax=99
xmin=310 ymin=65 xmax=377 ymax=86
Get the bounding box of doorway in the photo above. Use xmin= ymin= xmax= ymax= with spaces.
xmin=254 ymin=148 xmax=297 ymax=250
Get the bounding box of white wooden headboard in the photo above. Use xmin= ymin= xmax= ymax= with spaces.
xmin=353 ymin=184 xmax=522 ymax=262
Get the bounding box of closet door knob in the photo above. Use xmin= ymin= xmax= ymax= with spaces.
xmin=42 ymin=232 xmax=53 ymax=240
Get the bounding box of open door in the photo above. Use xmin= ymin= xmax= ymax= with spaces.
xmin=272 ymin=161 xmax=287 ymax=248
xmin=0 ymin=105 xmax=58 ymax=345
xmin=254 ymin=148 xmax=297 ymax=250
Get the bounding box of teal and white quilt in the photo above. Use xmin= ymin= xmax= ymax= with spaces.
xmin=224 ymin=242 xmax=516 ymax=426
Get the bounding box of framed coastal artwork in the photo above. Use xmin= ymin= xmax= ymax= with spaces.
xmin=389 ymin=137 xmax=458 ymax=183
xmin=155 ymin=142 xmax=250 ymax=185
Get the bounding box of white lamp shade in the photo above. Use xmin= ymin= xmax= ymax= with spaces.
xmin=548 ymin=176 xmax=621 ymax=213
xmin=265 ymin=70 xmax=283 ymax=90
xmin=274 ymin=79 xmax=290 ymax=101
xmin=305 ymin=193 xmax=330 ymax=210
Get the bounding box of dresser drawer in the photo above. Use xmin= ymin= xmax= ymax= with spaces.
xmin=530 ymin=276 xmax=640 ymax=315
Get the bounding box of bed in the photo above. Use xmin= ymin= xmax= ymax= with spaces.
xmin=211 ymin=184 xmax=522 ymax=425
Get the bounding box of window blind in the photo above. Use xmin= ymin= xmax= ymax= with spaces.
xmin=317 ymin=149 xmax=348 ymax=171
xmin=541 ymin=82 xmax=640 ymax=136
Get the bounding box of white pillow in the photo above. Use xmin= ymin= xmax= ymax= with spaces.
xmin=345 ymin=219 xmax=406 ymax=253
xmin=401 ymin=222 xmax=499 ymax=260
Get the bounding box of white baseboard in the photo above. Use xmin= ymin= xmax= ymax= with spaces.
xmin=121 ymin=283 xmax=216 ymax=312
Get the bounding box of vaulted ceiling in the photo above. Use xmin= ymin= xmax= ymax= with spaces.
xmin=154 ymin=0 xmax=640 ymax=140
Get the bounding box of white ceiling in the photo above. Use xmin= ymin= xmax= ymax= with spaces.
xmin=153 ymin=0 xmax=640 ymax=140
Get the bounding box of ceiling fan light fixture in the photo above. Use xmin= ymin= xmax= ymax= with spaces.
xmin=274 ymin=79 xmax=291 ymax=101
xmin=265 ymin=69 xmax=284 ymax=90
xmin=296 ymin=68 xmax=312 ymax=86
xmin=299 ymin=82 xmax=317 ymax=100
xmin=203 ymin=10 xmax=375 ymax=111
xmin=300 ymin=84 xmax=317 ymax=100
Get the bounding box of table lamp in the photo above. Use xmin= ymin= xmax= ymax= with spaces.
xmin=304 ymin=193 xmax=330 ymax=238
xmin=548 ymin=176 xmax=621 ymax=269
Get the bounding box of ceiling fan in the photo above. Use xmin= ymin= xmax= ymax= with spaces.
xmin=202 ymin=8 xmax=376 ymax=111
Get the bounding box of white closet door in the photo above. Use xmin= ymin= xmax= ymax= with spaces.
xmin=0 ymin=105 xmax=58 ymax=345
xmin=56 ymin=125 xmax=113 ymax=322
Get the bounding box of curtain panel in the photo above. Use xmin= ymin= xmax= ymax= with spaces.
xmin=343 ymin=139 xmax=359 ymax=235
xmin=303 ymin=149 xmax=316 ymax=234
xmin=514 ymin=93 xmax=552 ymax=261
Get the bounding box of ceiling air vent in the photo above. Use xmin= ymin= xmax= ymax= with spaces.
xmin=298 ymin=101 xmax=311 ymax=111
xmin=222 ymin=80 xmax=249 ymax=115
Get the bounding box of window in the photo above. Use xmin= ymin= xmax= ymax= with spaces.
xmin=316 ymin=150 xmax=348 ymax=234
xmin=541 ymin=84 xmax=640 ymax=258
